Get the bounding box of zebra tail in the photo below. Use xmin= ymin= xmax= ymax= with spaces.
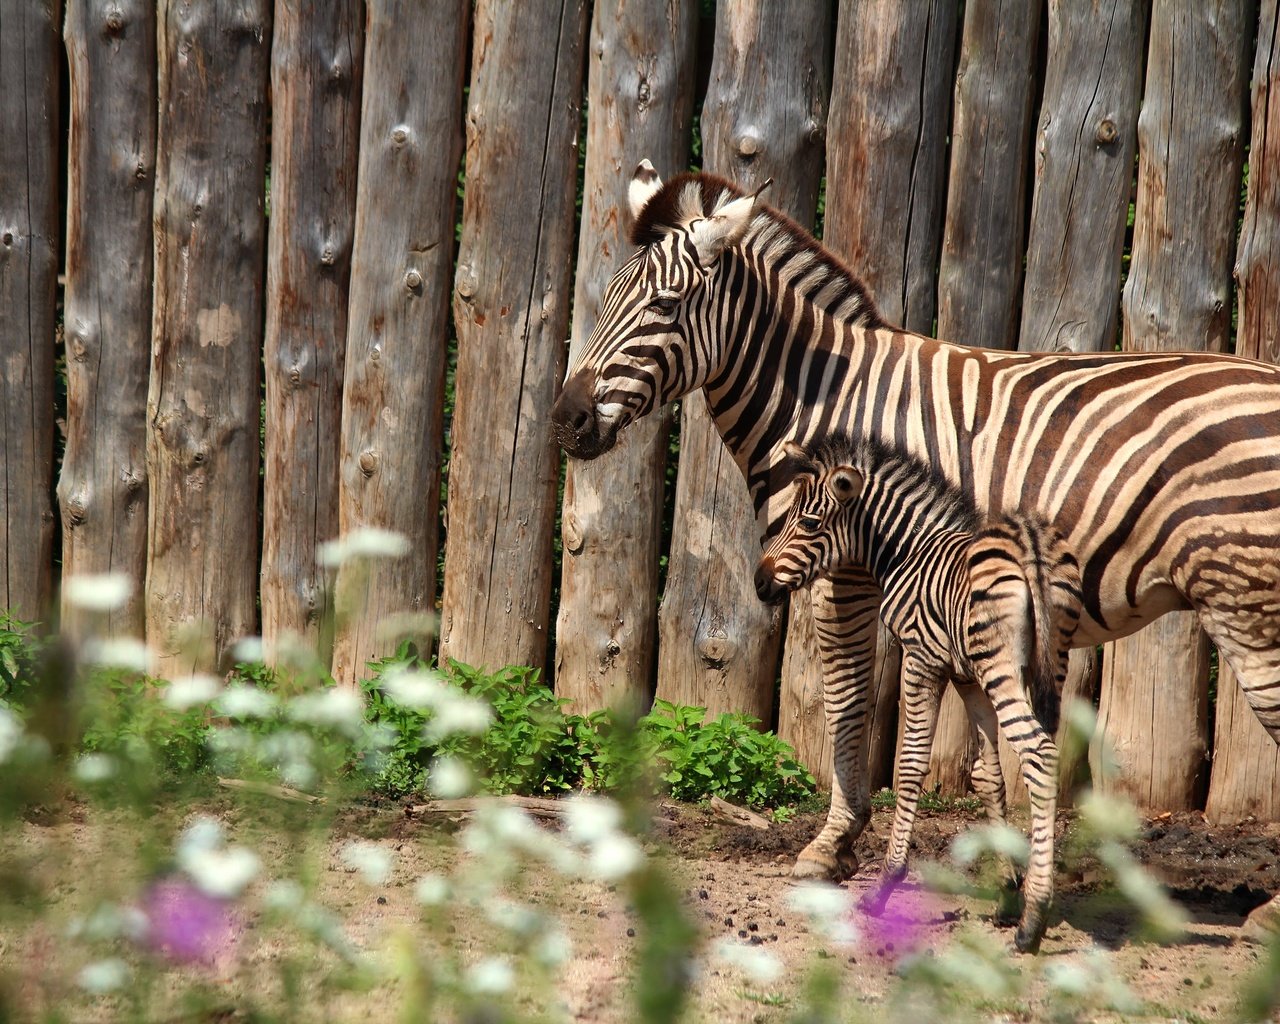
xmin=1022 ymin=544 xmax=1062 ymax=737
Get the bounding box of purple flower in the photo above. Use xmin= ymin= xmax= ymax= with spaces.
xmin=141 ymin=877 xmax=239 ymax=966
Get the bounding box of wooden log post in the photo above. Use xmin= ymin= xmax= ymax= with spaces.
xmin=785 ymin=1 xmax=958 ymax=789
xmin=1010 ymin=0 xmax=1147 ymax=804
xmin=1095 ymin=0 xmax=1251 ymax=813
xmin=437 ymin=1 xmax=588 ymax=674
xmin=329 ymin=1 xmax=467 ymax=687
xmin=655 ymin=1 xmax=831 ymax=725
xmin=262 ymin=0 xmax=363 ymax=659
xmin=147 ymin=0 xmax=271 ymax=676
xmin=1205 ymin=0 xmax=1280 ymax=825
xmin=0 ymin=1 xmax=60 ymax=626
xmin=553 ymin=0 xmax=697 ymax=712
xmin=59 ymin=0 xmax=156 ymax=642
xmin=926 ymin=0 xmax=1043 ymax=797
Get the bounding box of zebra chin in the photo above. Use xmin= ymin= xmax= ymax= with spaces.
xmin=552 ymin=417 xmax=621 ymax=460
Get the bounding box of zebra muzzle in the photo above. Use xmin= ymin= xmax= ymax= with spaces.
xmin=754 ymin=560 xmax=788 ymax=605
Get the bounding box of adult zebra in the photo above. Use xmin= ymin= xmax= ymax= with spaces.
xmin=756 ymin=433 xmax=1082 ymax=952
xmin=550 ymin=163 xmax=1280 ymax=930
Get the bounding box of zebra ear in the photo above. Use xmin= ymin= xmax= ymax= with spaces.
xmin=828 ymin=466 xmax=863 ymax=503
xmin=692 ymin=187 xmax=764 ymax=266
xmin=628 ymin=160 xmax=664 ymax=220
xmin=782 ymin=441 xmax=807 ymax=461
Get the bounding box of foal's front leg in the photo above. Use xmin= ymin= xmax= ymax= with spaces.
xmin=859 ymin=654 xmax=945 ymax=916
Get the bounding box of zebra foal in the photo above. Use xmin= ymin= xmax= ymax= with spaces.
xmin=755 ymin=434 xmax=1081 ymax=953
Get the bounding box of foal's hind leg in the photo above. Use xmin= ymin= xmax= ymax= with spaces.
xmin=859 ymin=654 xmax=944 ymax=917
xmin=954 ymin=680 xmax=1021 ymax=926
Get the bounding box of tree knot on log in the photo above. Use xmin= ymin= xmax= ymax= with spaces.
xmin=66 ymin=492 xmax=89 ymax=526
xmin=404 ymin=268 xmax=424 ymax=293
xmin=102 ymin=7 xmax=125 ymax=37
xmin=319 ymin=245 xmax=337 ymax=268
xmin=805 ymin=119 xmax=826 ymax=146
xmin=1095 ymin=119 xmax=1119 ymax=145
xmin=562 ymin=511 xmax=584 ymax=555
xmin=358 ymin=450 xmax=379 ymax=477
xmin=697 ymin=626 xmax=737 ymax=669
xmin=735 ymin=131 xmax=762 ymax=160
xmin=456 ymin=265 xmax=478 ymax=300
xmin=390 ymin=125 xmax=412 ymax=148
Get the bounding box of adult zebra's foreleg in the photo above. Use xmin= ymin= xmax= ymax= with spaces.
xmin=792 ymin=571 xmax=882 ymax=882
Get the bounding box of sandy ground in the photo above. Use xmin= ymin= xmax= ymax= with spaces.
xmin=3 ymin=796 xmax=1279 ymax=1022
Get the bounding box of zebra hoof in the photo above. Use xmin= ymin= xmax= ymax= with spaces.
xmin=792 ymin=845 xmax=858 ymax=883
xmin=857 ymin=886 xmax=891 ymax=918
xmin=1013 ymin=912 xmax=1047 ymax=954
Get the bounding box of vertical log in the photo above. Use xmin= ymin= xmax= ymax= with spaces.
xmin=59 ymin=0 xmax=156 ymax=641
xmin=329 ymin=0 xmax=467 ymax=686
xmin=0 ymin=1 xmax=59 ymax=624
xmin=262 ymin=0 xmax=363 ymax=655
xmin=1005 ymin=0 xmax=1147 ymax=805
xmin=147 ymin=0 xmax=271 ymax=675
xmin=1206 ymin=0 xmax=1280 ymax=825
xmin=655 ymin=1 xmax=831 ymax=725
xmin=784 ymin=1 xmax=957 ymax=788
xmin=554 ymin=0 xmax=697 ymax=712
xmin=926 ymin=0 xmax=1043 ymax=798
xmin=1096 ymin=0 xmax=1251 ymax=813
xmin=438 ymin=0 xmax=588 ymax=673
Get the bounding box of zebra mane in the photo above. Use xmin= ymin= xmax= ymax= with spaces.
xmin=800 ymin=432 xmax=979 ymax=534
xmin=630 ymin=171 xmax=884 ymax=329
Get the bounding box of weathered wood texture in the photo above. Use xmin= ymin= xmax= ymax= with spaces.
xmin=0 ymin=1 xmax=60 ymax=625
xmin=59 ymin=1 xmax=155 ymax=642
xmin=554 ymin=0 xmax=697 ymax=712
xmin=329 ymin=1 xmax=467 ymax=686
xmin=147 ymin=0 xmax=271 ymax=675
xmin=997 ymin=0 xmax=1147 ymax=805
xmin=261 ymin=0 xmax=363 ymax=657
xmin=1096 ymin=0 xmax=1251 ymax=812
xmin=1019 ymin=0 xmax=1147 ymax=355
xmin=438 ymin=0 xmax=588 ymax=673
xmin=927 ymin=0 xmax=1043 ymax=797
xmin=655 ymin=1 xmax=831 ymax=725
xmin=1206 ymin=0 xmax=1280 ymax=825
xmin=795 ymin=1 xmax=958 ymax=791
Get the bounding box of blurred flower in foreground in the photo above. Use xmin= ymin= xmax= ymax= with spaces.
xmin=63 ymin=573 xmax=134 ymax=612
xmin=713 ymin=937 xmax=783 ymax=985
xmin=142 ymin=877 xmax=239 ymax=966
xmin=340 ymin=840 xmax=394 ymax=885
xmin=317 ymin=527 xmax=411 ymax=567
xmin=165 ymin=673 xmax=222 ymax=711
xmin=176 ymin=817 xmax=261 ymax=899
xmin=83 ymin=637 xmax=152 ymax=674
xmin=787 ymin=881 xmax=857 ymax=944
xmin=76 ymin=958 xmax=130 ymax=994
xmin=857 ymin=885 xmax=941 ymax=959
xmin=0 ymin=705 xmax=25 ymax=763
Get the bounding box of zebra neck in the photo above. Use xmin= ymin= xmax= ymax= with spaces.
xmin=858 ymin=467 xmax=974 ymax=592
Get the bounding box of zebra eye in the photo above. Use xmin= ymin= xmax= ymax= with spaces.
xmin=798 ymin=515 xmax=822 ymax=532
xmin=648 ymin=294 xmax=679 ymax=316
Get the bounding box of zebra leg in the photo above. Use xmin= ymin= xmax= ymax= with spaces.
xmin=953 ymin=679 xmax=1022 ymax=927
xmin=979 ymin=661 xmax=1059 ymax=954
xmin=792 ymin=571 xmax=882 ymax=882
xmin=859 ymin=655 xmax=944 ymax=916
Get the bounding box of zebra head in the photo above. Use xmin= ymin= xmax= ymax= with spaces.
xmin=552 ymin=161 xmax=765 ymax=460
xmin=755 ymin=439 xmax=866 ymax=604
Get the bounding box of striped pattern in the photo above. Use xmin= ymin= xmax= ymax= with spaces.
xmin=757 ymin=434 xmax=1082 ymax=952
xmin=551 ymin=166 xmax=1280 ymax=941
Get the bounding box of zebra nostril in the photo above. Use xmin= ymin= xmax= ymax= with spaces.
xmin=570 ymin=405 xmax=593 ymax=434
xmin=754 ymin=563 xmax=778 ymax=603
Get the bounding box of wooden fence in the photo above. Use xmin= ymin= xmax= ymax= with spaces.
xmin=2 ymin=0 xmax=1278 ymax=822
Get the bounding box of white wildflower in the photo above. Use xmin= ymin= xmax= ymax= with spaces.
xmin=317 ymin=527 xmax=411 ymax=567
xmin=76 ymin=958 xmax=129 ymax=995
xmin=231 ymin=635 xmax=266 ymax=663
xmin=205 ymin=726 xmax=253 ymax=756
xmin=63 ymin=573 xmax=133 ymax=612
xmin=713 ymin=937 xmax=784 ymax=985
xmin=1078 ymin=790 xmax=1140 ymax=843
xmin=786 ymin=881 xmax=857 ymax=943
xmin=164 ymin=673 xmax=222 ymax=711
xmin=414 ymin=873 xmax=450 ymax=907
xmin=586 ymin=832 xmax=644 ymax=882
xmin=0 ymin=706 xmax=25 ymax=763
xmin=484 ymin=897 xmax=543 ymax=936
xmin=73 ymin=753 xmax=117 ymax=784
xmin=288 ymin=687 xmax=365 ymax=737
xmin=380 ymin=666 xmax=449 ymax=710
xmin=424 ymin=692 xmax=493 ymax=740
xmin=84 ymin=637 xmax=151 ymax=674
xmin=176 ymin=818 xmax=260 ymax=899
xmin=264 ymin=879 xmax=306 ymax=911
xmin=340 ymin=841 xmax=394 ymax=886
xmin=279 ymin=758 xmax=317 ymax=791
xmin=951 ymin=824 xmax=1031 ymax=868
xmin=465 ymin=956 xmax=515 ymax=996
xmin=563 ymin=794 xmax=625 ymax=846
xmin=427 ymin=756 xmax=474 ymax=798
xmin=216 ymin=684 xmax=278 ymax=719
xmin=533 ymin=928 xmax=573 ymax=968
xmin=1043 ymin=959 xmax=1092 ymax=997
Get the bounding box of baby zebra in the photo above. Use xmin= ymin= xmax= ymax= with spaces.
xmin=755 ymin=434 xmax=1082 ymax=954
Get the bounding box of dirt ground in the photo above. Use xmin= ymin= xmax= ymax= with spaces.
xmin=5 ymin=797 xmax=1280 ymax=1022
